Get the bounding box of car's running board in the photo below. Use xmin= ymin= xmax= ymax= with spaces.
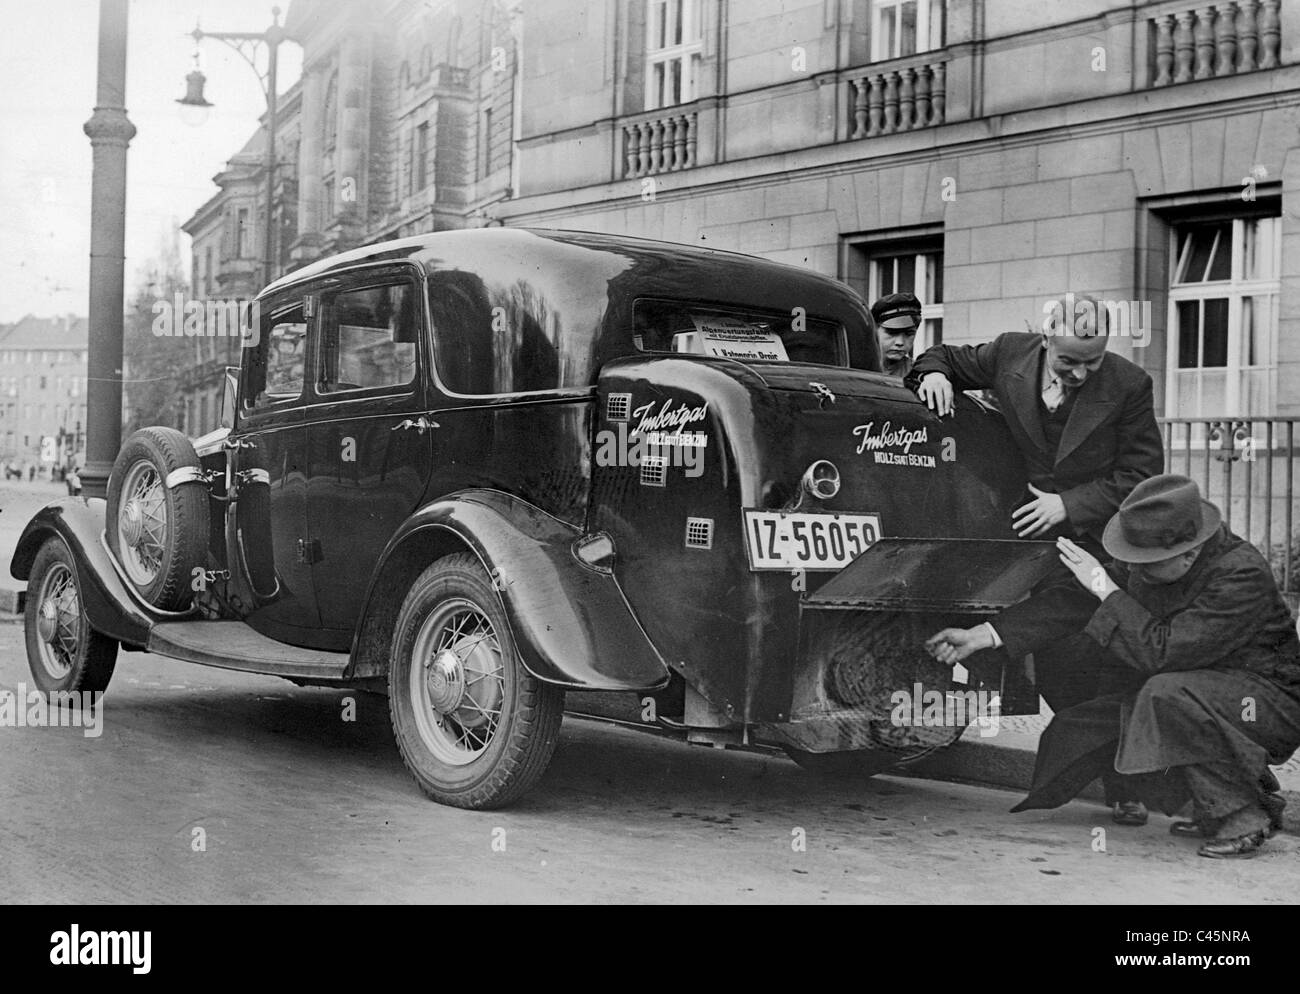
xmin=146 ymin=621 xmax=350 ymax=681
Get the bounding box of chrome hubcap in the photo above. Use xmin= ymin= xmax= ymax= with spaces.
xmin=426 ymin=648 xmax=467 ymax=713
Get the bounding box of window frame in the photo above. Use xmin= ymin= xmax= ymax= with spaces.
xmin=1164 ymin=214 xmax=1281 ymax=419
xmin=870 ymin=0 xmax=945 ymax=63
xmin=239 ymin=294 xmax=311 ymax=419
xmin=644 ymin=0 xmax=703 ymax=111
xmin=310 ymin=271 xmax=424 ymax=403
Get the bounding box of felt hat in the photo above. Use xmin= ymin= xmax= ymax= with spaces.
xmin=1102 ymin=474 xmax=1221 ymax=563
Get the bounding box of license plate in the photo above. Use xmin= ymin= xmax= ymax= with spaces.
xmin=743 ymin=510 xmax=882 ymax=571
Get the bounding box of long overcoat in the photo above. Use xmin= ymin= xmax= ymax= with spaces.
xmin=992 ymin=526 xmax=1300 ymax=812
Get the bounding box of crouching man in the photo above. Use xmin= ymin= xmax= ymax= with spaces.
xmin=926 ymin=475 xmax=1300 ymax=858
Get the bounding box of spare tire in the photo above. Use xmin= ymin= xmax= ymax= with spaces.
xmin=106 ymin=427 xmax=210 ymax=611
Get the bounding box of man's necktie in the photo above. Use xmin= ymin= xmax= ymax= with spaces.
xmin=1042 ymin=376 xmax=1064 ymax=412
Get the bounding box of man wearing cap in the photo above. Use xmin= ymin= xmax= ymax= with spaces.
xmin=926 ymin=475 xmax=1300 ymax=858
xmin=870 ymin=292 xmax=922 ymax=378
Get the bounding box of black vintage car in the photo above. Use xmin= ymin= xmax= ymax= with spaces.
xmin=12 ymin=228 xmax=1052 ymax=808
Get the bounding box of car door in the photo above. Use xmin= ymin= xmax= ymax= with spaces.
xmin=304 ymin=265 xmax=434 ymax=646
xmin=230 ymin=288 xmax=324 ymax=645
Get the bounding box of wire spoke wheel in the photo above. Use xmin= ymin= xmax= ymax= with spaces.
xmin=33 ymin=562 xmax=81 ymax=680
xmin=117 ymin=460 xmax=169 ymax=588
xmin=410 ymin=599 xmax=508 ymax=765
xmin=105 ymin=427 xmax=209 ymax=611
xmin=389 ymin=554 xmax=564 ymax=809
xmin=24 ymin=538 xmax=117 ymax=695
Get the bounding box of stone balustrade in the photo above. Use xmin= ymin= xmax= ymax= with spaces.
xmin=622 ymin=110 xmax=698 ymax=178
xmin=847 ymin=56 xmax=948 ymax=139
xmin=1150 ymin=0 xmax=1283 ymax=86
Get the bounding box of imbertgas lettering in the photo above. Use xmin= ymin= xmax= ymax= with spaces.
xmin=50 ymin=924 xmax=151 ymax=974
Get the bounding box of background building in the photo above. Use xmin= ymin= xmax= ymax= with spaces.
xmin=0 ymin=315 xmax=88 ymax=468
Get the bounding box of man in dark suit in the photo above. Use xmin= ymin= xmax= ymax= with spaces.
xmin=905 ymin=327 xmax=1165 ymax=821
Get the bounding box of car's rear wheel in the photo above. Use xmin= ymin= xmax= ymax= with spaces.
xmin=389 ymin=553 xmax=564 ymax=809
xmin=106 ymin=427 xmax=209 ymax=611
xmin=24 ymin=537 xmax=117 ymax=695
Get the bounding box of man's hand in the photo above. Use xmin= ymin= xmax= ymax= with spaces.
xmin=1057 ymin=537 xmax=1119 ymax=601
xmin=925 ymin=625 xmax=994 ymax=666
xmin=916 ymin=371 xmax=954 ymax=417
xmin=1011 ymin=483 xmax=1068 ymax=538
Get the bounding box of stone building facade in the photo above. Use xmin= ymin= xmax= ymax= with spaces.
xmin=0 ymin=316 xmax=89 ymax=467
xmin=498 ymin=0 xmax=1298 ymax=428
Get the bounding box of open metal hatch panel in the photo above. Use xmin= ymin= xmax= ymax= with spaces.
xmin=805 ymin=538 xmax=1058 ymax=614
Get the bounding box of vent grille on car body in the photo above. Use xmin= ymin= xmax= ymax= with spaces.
xmin=684 ymin=517 xmax=713 ymax=550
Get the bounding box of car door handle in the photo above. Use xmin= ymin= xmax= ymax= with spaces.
xmin=391 ymin=416 xmax=439 ymax=435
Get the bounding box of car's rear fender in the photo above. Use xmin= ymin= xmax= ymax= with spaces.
xmin=346 ymin=489 xmax=670 ymax=691
xmin=9 ymin=499 xmax=154 ymax=648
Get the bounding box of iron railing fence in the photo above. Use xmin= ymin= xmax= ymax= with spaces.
xmin=1159 ymin=417 xmax=1299 ymax=592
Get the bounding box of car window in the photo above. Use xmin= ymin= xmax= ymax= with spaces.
xmin=318 ymin=282 xmax=418 ymax=394
xmin=244 ymin=302 xmax=307 ymax=410
xmin=427 ymin=273 xmax=595 ymax=396
xmin=633 ymin=299 xmax=847 ymax=366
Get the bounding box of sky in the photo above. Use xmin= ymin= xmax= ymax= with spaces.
xmin=0 ymin=0 xmax=304 ymax=324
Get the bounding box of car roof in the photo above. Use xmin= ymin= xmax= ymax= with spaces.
xmin=261 ymin=227 xmax=860 ymax=305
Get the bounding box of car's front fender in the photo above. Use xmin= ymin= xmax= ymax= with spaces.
xmin=9 ymin=499 xmax=153 ymax=647
xmin=347 ymin=489 xmax=670 ymax=691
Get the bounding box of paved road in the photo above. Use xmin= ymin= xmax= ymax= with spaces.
xmin=3 ymin=483 xmax=1298 ymax=903
xmin=1 ymin=618 xmax=1297 ymax=903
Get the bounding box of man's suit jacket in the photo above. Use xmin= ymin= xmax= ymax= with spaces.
xmin=905 ymin=333 xmax=1163 ymax=541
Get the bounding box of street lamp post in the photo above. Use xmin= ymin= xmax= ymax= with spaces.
xmin=178 ymin=6 xmax=287 ymax=290
xmin=80 ymin=0 xmax=136 ymax=500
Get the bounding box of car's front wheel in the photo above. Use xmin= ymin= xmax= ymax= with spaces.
xmin=389 ymin=553 xmax=564 ymax=809
xmin=24 ymin=537 xmax=118 ymax=695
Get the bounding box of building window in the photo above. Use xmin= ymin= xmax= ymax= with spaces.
xmin=207 ymin=246 xmax=217 ymax=295
xmin=645 ymin=0 xmax=702 ymax=110
xmin=237 ymin=208 xmax=253 ymax=258
xmin=398 ymin=61 xmax=410 ymax=90
xmin=870 ymin=0 xmax=945 ymax=62
xmin=1166 ymin=215 xmax=1281 ymax=418
xmin=866 ymin=243 xmax=944 ymax=352
xmin=323 ymin=177 xmax=336 ymax=219
xmin=415 ymin=122 xmax=430 ymax=190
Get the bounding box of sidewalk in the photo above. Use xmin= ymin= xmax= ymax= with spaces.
xmin=900 ymin=710 xmax=1300 ymax=835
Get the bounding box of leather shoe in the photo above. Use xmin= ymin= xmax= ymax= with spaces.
xmin=1198 ymin=829 xmax=1268 ymax=859
xmin=1111 ymin=800 xmax=1148 ymax=826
